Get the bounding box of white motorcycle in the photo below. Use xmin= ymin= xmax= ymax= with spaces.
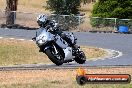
xmin=32 ymin=28 xmax=86 ymax=66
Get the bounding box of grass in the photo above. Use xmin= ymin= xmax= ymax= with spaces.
xmin=0 ymin=39 xmax=50 ymax=66
xmin=0 ymin=0 xmax=93 ymax=16
xmin=0 ymin=68 xmax=131 ymax=87
xmin=0 ymin=39 xmax=107 ymax=66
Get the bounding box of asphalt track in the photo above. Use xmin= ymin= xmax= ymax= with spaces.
xmin=0 ymin=28 xmax=132 ymax=68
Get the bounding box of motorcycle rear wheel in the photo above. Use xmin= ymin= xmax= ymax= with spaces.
xmin=74 ymin=51 xmax=86 ymax=64
xmin=45 ymin=49 xmax=64 ymax=66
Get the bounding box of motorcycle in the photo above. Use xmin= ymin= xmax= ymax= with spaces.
xmin=32 ymin=27 xmax=86 ymax=66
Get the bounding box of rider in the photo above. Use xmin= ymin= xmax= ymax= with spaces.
xmin=36 ymin=14 xmax=76 ymax=48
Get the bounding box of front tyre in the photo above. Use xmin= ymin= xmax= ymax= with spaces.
xmin=45 ymin=49 xmax=64 ymax=66
xmin=74 ymin=51 xmax=86 ymax=64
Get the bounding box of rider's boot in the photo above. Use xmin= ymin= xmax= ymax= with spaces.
xmin=60 ymin=33 xmax=79 ymax=50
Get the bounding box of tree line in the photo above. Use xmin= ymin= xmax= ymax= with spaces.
xmin=5 ymin=0 xmax=132 ymax=26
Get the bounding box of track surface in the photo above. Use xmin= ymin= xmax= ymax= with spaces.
xmin=0 ymin=28 xmax=132 ymax=67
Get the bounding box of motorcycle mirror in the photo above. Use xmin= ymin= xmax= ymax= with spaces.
xmin=32 ymin=37 xmax=36 ymax=41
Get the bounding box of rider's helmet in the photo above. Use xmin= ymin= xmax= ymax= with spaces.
xmin=37 ymin=14 xmax=48 ymax=27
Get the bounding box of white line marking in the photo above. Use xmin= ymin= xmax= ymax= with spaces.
xmin=9 ymin=38 xmax=15 ymax=40
xmin=29 ymin=40 xmax=33 ymax=42
xmin=17 ymin=39 xmax=25 ymax=41
xmin=0 ymin=36 xmax=33 ymax=42
xmin=87 ymin=48 xmax=123 ymax=62
xmin=112 ymin=50 xmax=123 ymax=59
xmin=0 ymin=37 xmax=3 ymax=39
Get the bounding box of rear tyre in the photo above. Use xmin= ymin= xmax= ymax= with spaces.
xmin=45 ymin=49 xmax=64 ymax=66
xmin=74 ymin=51 xmax=86 ymax=64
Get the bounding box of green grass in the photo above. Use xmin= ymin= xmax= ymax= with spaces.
xmin=0 ymin=39 xmax=106 ymax=66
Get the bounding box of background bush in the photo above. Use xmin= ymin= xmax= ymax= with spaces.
xmin=92 ymin=0 xmax=132 ymax=19
xmin=90 ymin=18 xmax=115 ymax=28
xmin=46 ymin=0 xmax=81 ymax=15
xmin=49 ymin=15 xmax=84 ymax=31
xmin=46 ymin=0 xmax=85 ymax=31
xmin=91 ymin=0 xmax=132 ymax=28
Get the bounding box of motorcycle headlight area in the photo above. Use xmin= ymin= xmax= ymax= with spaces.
xmin=37 ymin=39 xmax=45 ymax=45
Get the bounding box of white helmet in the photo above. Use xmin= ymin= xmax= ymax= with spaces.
xmin=37 ymin=14 xmax=47 ymax=22
xmin=37 ymin=14 xmax=48 ymax=27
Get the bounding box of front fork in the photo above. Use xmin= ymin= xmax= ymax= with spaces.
xmin=38 ymin=42 xmax=65 ymax=59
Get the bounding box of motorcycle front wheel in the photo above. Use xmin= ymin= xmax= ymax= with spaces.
xmin=45 ymin=48 xmax=64 ymax=66
xmin=74 ymin=51 xmax=86 ymax=64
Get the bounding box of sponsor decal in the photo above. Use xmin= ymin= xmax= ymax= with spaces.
xmin=76 ymin=68 xmax=131 ymax=85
